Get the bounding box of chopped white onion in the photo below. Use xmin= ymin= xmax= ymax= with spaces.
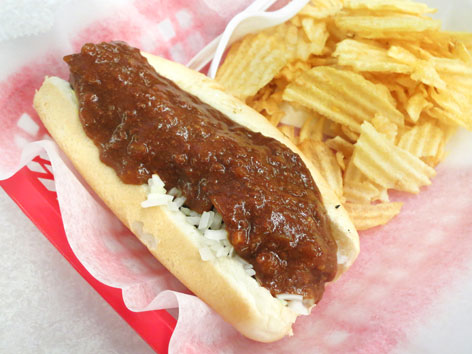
xmin=210 ymin=212 xmax=223 ymax=229
xmin=141 ymin=194 xmax=174 ymax=208
xmin=245 ymin=268 xmax=256 ymax=277
xmin=276 ymin=294 xmax=304 ymax=302
xmin=168 ymin=187 xmax=181 ymax=197
xmin=287 ymin=300 xmax=310 ymax=316
xmin=173 ymin=196 xmax=186 ymax=208
xmin=180 ymin=207 xmax=191 ymax=216
xmin=185 ymin=216 xmax=201 ymax=226
xmin=198 ymin=211 xmax=214 ymax=230
xmin=203 ymin=229 xmax=228 ymax=241
xmin=151 ymin=174 xmax=165 ymax=188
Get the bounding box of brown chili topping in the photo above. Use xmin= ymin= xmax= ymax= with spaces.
xmin=65 ymin=41 xmax=337 ymax=302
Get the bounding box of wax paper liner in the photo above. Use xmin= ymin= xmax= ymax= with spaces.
xmin=1 ymin=1 xmax=472 ymax=353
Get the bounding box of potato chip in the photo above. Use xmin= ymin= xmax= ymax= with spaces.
xmin=334 ymin=15 xmax=441 ymax=39
xmin=277 ymin=60 xmax=312 ymax=82
xmin=432 ymin=56 xmax=472 ymax=78
xmin=427 ymin=87 xmax=472 ymax=130
xmin=405 ymin=89 xmax=431 ymax=123
xmin=344 ymin=158 xmax=390 ymax=203
xmin=411 ymin=60 xmax=446 ymax=89
xmin=335 ymin=151 xmax=346 ymax=171
xmin=344 ymin=158 xmax=366 ymax=183
xmin=298 ymin=140 xmax=343 ymax=199
xmin=344 ymin=202 xmax=403 ymax=231
xmin=371 ymin=114 xmax=398 ymax=142
xmin=278 ymin=124 xmax=299 ymax=145
xmin=247 ymin=85 xmax=285 ymax=126
xmin=301 ymin=18 xmax=328 ymax=45
xmin=299 ymin=114 xmax=325 ymax=143
xmin=344 ymin=181 xmax=384 ymax=204
xmin=387 ymin=46 xmax=446 ymax=89
xmin=341 ymin=125 xmax=360 ymax=142
xmin=299 ymin=0 xmax=344 ymax=19
xmin=215 ymin=32 xmax=287 ymax=100
xmin=325 ymin=136 xmax=354 ymax=158
xmin=353 ymin=121 xmax=436 ymax=193
xmin=274 ymin=21 xmax=329 ymax=62
xmin=334 ymin=39 xmax=412 ymax=73
xmin=283 ymin=66 xmax=404 ymax=132
xmin=397 ymin=120 xmax=444 ymax=166
xmin=344 ymin=0 xmax=436 ymax=15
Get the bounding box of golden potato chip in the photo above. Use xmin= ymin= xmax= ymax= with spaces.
xmin=341 ymin=125 xmax=360 ymax=142
xmin=278 ymin=124 xmax=299 ymax=145
xmin=299 ymin=0 xmax=344 ymax=19
xmin=353 ymin=121 xmax=436 ymax=193
xmin=405 ymin=89 xmax=431 ymax=123
xmin=344 ymin=202 xmax=403 ymax=231
xmin=277 ymin=60 xmax=312 ymax=82
xmin=298 ymin=140 xmax=343 ymax=199
xmin=215 ymin=32 xmax=287 ymax=100
xmin=344 ymin=158 xmax=390 ymax=203
xmin=397 ymin=120 xmax=444 ymax=166
xmin=344 ymin=181 xmax=384 ymax=204
xmin=334 ymin=15 xmax=441 ymax=39
xmin=344 ymin=0 xmax=436 ymax=15
xmin=283 ymin=66 xmax=404 ymax=132
xmin=387 ymin=46 xmax=446 ymax=89
xmin=308 ymin=56 xmax=337 ymax=67
xmin=247 ymin=81 xmax=286 ymax=126
xmin=299 ymin=114 xmax=325 ymax=142
xmin=334 ymin=39 xmax=412 ymax=73
xmin=301 ymin=18 xmax=328 ymax=45
xmin=427 ymin=87 xmax=472 ymax=130
xmin=371 ymin=113 xmax=398 ymax=142
xmin=344 ymin=158 xmax=366 ymax=184
xmin=273 ymin=21 xmax=329 ymax=62
xmin=411 ymin=60 xmax=446 ymax=89
xmin=325 ymin=136 xmax=354 ymax=158
xmin=335 ymin=151 xmax=346 ymax=170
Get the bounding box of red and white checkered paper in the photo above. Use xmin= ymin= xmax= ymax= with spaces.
xmin=1 ymin=1 xmax=472 ymax=353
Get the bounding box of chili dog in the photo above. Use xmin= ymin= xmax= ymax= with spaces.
xmin=33 ymin=41 xmax=359 ymax=342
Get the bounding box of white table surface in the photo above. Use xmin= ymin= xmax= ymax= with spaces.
xmin=0 ymin=188 xmax=153 ymax=354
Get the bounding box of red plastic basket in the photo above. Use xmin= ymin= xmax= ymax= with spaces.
xmin=0 ymin=156 xmax=176 ymax=354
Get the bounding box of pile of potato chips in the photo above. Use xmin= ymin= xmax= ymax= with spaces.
xmin=216 ymin=0 xmax=472 ymax=231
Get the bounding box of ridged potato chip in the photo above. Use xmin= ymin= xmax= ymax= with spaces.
xmin=298 ymin=140 xmax=343 ymax=199
xmin=336 ymin=151 xmax=346 ymax=171
xmin=397 ymin=120 xmax=444 ymax=166
xmin=372 ymin=114 xmax=398 ymax=143
xmin=405 ymin=89 xmax=431 ymax=123
xmin=299 ymin=0 xmax=343 ymax=19
xmin=215 ymin=32 xmax=287 ymax=100
xmin=334 ymin=15 xmax=441 ymax=39
xmin=325 ymin=136 xmax=354 ymax=158
xmin=283 ymin=66 xmax=404 ymax=132
xmin=299 ymin=114 xmax=325 ymax=143
xmin=427 ymin=87 xmax=472 ymax=130
xmin=334 ymin=39 xmax=412 ymax=73
xmin=344 ymin=182 xmax=378 ymax=204
xmin=344 ymin=0 xmax=436 ymax=15
xmin=353 ymin=121 xmax=436 ymax=193
xmin=278 ymin=124 xmax=299 ymax=145
xmin=344 ymin=202 xmax=403 ymax=231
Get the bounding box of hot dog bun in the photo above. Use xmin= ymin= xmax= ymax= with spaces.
xmin=33 ymin=52 xmax=359 ymax=342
